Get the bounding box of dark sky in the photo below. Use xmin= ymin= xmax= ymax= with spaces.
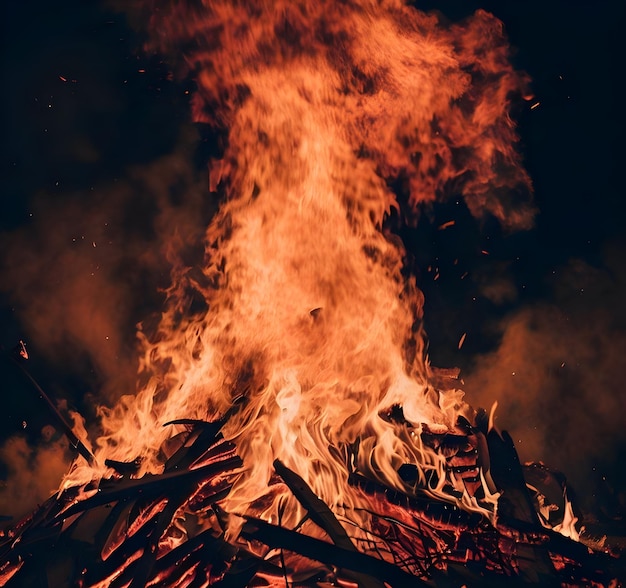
xmin=0 ymin=0 xmax=624 ymax=522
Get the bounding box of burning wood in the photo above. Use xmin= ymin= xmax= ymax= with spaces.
xmin=0 ymin=415 xmax=622 ymax=586
xmin=1 ymin=1 xmax=623 ymax=586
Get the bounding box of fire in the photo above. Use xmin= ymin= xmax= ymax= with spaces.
xmin=64 ymin=0 xmax=534 ymax=548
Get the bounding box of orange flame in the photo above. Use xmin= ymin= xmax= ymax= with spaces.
xmin=64 ymin=0 xmax=534 ymax=534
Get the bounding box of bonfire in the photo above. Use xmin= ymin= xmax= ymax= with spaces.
xmin=1 ymin=1 xmax=623 ymax=586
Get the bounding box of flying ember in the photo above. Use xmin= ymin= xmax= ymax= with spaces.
xmin=1 ymin=1 xmax=622 ymax=586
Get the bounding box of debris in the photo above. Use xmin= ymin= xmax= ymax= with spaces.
xmin=0 ymin=420 xmax=622 ymax=586
xmin=9 ymin=346 xmax=95 ymax=466
xmin=458 ymin=332 xmax=467 ymax=349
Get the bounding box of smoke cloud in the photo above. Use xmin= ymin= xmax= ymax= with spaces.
xmin=0 ymin=131 xmax=213 ymax=520
xmin=0 ymin=435 xmax=71 ymax=522
xmin=464 ymin=240 xmax=626 ymax=515
xmin=1 ymin=133 xmax=210 ymax=403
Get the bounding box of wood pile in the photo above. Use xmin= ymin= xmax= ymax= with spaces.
xmin=0 ymin=415 xmax=623 ymax=587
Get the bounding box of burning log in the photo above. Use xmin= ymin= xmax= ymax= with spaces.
xmin=0 ymin=418 xmax=622 ymax=587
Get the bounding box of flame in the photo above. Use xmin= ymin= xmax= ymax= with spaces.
xmin=553 ymin=489 xmax=580 ymax=541
xmin=64 ymin=0 xmax=534 ymax=536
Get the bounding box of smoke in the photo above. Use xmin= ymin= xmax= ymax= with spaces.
xmin=0 ymin=408 xmax=91 ymax=522
xmin=0 ymin=131 xmax=213 ymax=519
xmin=0 ymin=436 xmax=71 ymax=522
xmin=464 ymin=240 xmax=626 ymax=514
xmin=0 ymin=133 xmax=210 ymax=403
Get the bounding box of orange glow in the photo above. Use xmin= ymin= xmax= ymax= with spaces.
xmin=64 ymin=0 xmax=536 ymax=546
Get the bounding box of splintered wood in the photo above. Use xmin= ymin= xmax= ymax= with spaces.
xmin=0 ymin=420 xmax=622 ymax=587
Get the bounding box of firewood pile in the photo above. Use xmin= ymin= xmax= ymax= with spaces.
xmin=0 ymin=413 xmax=623 ymax=587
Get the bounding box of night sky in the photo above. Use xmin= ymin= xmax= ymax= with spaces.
xmin=1 ymin=0 xmax=624 ymax=527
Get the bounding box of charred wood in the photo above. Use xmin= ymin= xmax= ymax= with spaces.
xmin=0 ymin=421 xmax=622 ymax=587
